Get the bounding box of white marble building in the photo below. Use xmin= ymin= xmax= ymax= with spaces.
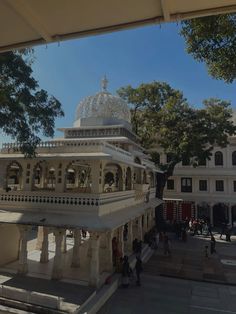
xmin=160 ymin=136 xmax=236 ymax=226
xmin=0 ymin=78 xmax=161 ymax=287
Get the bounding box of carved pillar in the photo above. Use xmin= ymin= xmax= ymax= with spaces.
xmin=61 ymin=234 xmax=67 ymax=253
xmin=127 ymin=220 xmax=133 ymax=252
xmin=137 ymin=216 xmax=143 ymax=240
xmin=18 ymin=225 xmax=29 ymax=274
xmin=118 ymin=225 xmax=124 ymax=257
xmin=89 ymin=232 xmax=101 ymax=287
xmin=143 ymin=213 xmax=148 ymax=233
xmin=36 ymin=226 xmax=44 ymax=250
xmin=40 ymin=227 xmax=49 ymax=263
xmin=71 ymin=229 xmax=81 ymax=267
xmin=104 ymin=231 xmax=114 ymax=272
xmin=228 ymin=204 xmax=232 ymax=226
xmin=210 ymin=203 xmax=214 ymax=226
xmin=52 ymin=228 xmax=65 ymax=280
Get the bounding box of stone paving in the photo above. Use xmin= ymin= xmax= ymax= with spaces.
xmin=0 ymin=274 xmax=95 ymax=305
xmin=99 ymin=232 xmax=236 ymax=314
xmin=99 ymin=274 xmax=236 ymax=314
xmin=144 ymin=231 xmax=236 ymax=284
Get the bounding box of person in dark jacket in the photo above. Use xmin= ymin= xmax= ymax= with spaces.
xmin=135 ymin=256 xmax=143 ymax=286
xmin=122 ymin=255 xmax=131 ymax=287
xmin=210 ymin=235 xmax=216 ymax=254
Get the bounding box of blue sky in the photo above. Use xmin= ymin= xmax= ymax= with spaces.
xmin=2 ymin=22 xmax=236 ymax=143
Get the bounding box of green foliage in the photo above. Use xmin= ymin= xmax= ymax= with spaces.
xmin=0 ymin=51 xmax=64 ymax=156
xmin=180 ymin=14 xmax=236 ymax=83
xmin=118 ymin=82 xmax=236 ymax=183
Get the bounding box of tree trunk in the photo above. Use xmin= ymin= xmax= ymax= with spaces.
xmin=155 ymin=161 xmax=176 ymax=230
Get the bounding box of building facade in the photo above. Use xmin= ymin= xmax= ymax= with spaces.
xmin=160 ymin=137 xmax=236 ymax=226
xmin=0 ymin=78 xmax=161 ymax=287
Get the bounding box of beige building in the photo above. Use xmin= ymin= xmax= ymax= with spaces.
xmin=160 ymin=136 xmax=236 ymax=227
xmin=0 ymin=78 xmax=161 ymax=289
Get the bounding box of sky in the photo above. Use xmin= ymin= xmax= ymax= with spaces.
xmin=2 ymin=22 xmax=236 ymax=143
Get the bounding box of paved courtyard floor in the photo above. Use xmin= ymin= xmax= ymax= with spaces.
xmin=98 ymin=274 xmax=236 ymax=314
xmin=99 ymin=232 xmax=236 ymax=314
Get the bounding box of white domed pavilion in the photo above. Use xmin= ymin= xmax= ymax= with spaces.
xmin=0 ymin=78 xmax=161 ymax=301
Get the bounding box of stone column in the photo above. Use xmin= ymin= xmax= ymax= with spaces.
xmin=71 ymin=229 xmax=81 ymax=267
xmin=118 ymin=225 xmax=124 ymax=257
xmin=36 ymin=226 xmax=44 ymax=250
xmin=127 ymin=220 xmax=133 ymax=252
xmin=61 ymin=234 xmax=67 ymax=253
xmin=148 ymin=212 xmax=152 ymax=230
xmin=18 ymin=225 xmax=29 ymax=274
xmin=89 ymin=232 xmax=101 ymax=287
xmin=40 ymin=227 xmax=49 ymax=263
xmin=137 ymin=216 xmax=143 ymax=240
xmin=52 ymin=228 xmax=65 ymax=280
xmin=104 ymin=231 xmax=114 ymax=273
xmin=228 ymin=204 xmax=232 ymax=226
xmin=210 ymin=203 xmax=214 ymax=226
xmin=143 ymin=213 xmax=148 ymax=233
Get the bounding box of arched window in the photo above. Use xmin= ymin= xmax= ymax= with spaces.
xmin=215 ymin=151 xmax=223 ymax=166
xmin=232 ymin=151 xmax=236 ymax=166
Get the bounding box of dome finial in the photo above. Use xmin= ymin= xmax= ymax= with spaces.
xmin=101 ymin=75 xmax=108 ymax=92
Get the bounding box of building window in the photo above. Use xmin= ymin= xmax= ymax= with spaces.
xmin=216 ymin=180 xmax=224 ymax=191
xmin=232 ymin=151 xmax=236 ymax=166
xmin=181 ymin=177 xmax=192 ymax=192
xmin=215 ymin=151 xmax=223 ymax=166
xmin=167 ymin=179 xmax=174 ymax=190
xmin=234 ymin=181 xmax=236 ymax=192
xmin=199 ymin=180 xmax=207 ymax=191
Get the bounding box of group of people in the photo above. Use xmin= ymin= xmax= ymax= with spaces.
xmin=121 ymin=255 xmax=143 ymax=288
xmin=121 ymin=237 xmax=144 ymax=288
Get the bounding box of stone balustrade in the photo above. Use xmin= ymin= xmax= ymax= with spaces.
xmin=1 ymin=140 xmax=132 ymax=159
xmin=0 ymin=188 xmax=155 ymax=215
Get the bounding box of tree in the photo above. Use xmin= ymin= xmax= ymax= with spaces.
xmin=117 ymin=82 xmax=236 ymax=198
xmin=0 ymin=50 xmax=64 ymax=156
xmin=180 ymin=14 xmax=236 ymax=83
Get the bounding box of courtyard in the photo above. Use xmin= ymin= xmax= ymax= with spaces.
xmin=99 ymin=231 xmax=236 ymax=314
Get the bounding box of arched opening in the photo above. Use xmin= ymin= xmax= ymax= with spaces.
xmin=134 ymin=157 xmax=141 ymax=165
xmin=103 ymin=163 xmax=123 ymax=192
xmin=66 ymin=167 xmax=76 ymax=190
xmin=215 ymin=151 xmax=223 ymax=166
xmin=32 ymin=162 xmax=45 ymax=190
xmin=213 ymin=203 xmax=228 ymax=227
xmin=232 ymin=151 xmax=236 ymax=166
xmin=6 ymin=161 xmax=23 ymax=191
xmin=197 ymin=202 xmax=210 ymax=221
xmin=65 ymin=161 xmax=91 ymax=192
xmin=125 ymin=167 xmax=132 ymax=190
xmin=47 ymin=167 xmax=56 ymax=190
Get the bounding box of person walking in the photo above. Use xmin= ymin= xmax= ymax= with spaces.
xmin=121 ymin=255 xmax=132 ymax=288
xmin=135 ymin=256 xmax=143 ymax=286
xmin=163 ymin=235 xmax=171 ymax=256
xmin=210 ymin=235 xmax=216 ymax=254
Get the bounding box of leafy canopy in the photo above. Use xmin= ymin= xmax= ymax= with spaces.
xmin=180 ymin=14 xmax=236 ymax=83
xmin=0 ymin=50 xmax=64 ymax=156
xmin=117 ymin=82 xmax=236 ymax=180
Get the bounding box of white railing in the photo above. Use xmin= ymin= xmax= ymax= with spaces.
xmin=0 ymin=192 xmax=100 ymax=207
xmin=1 ymin=140 xmax=132 ymax=158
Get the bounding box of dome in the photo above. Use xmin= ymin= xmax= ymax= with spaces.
xmin=75 ymin=77 xmax=131 ymax=125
